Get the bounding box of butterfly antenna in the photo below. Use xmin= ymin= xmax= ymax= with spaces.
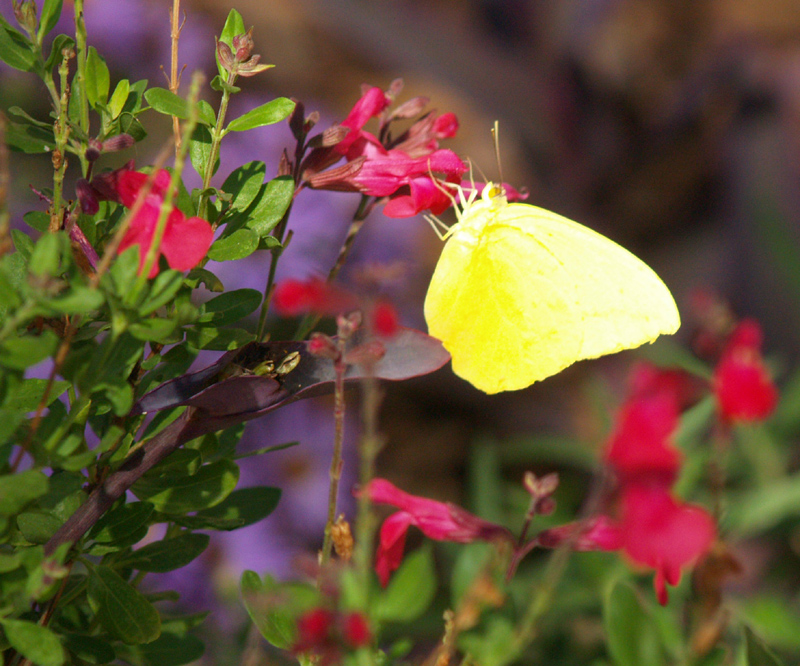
xmin=492 ymin=121 xmax=504 ymax=186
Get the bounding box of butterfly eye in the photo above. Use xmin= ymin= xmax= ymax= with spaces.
xmin=484 ymin=183 xmax=504 ymax=201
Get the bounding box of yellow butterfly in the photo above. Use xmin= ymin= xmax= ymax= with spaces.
xmin=423 ymin=184 xmax=680 ymax=394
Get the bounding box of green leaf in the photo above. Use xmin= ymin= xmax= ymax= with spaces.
xmin=185 ymin=326 xmax=254 ymax=351
xmin=40 ymin=286 xmax=106 ymax=315
xmin=207 ymin=228 xmax=259 ymax=261
xmin=222 ymin=161 xmax=266 ymax=212
xmin=209 ymin=75 xmax=239 ymax=95
xmin=131 ymin=459 xmax=240 ymax=513
xmin=0 ymin=470 xmax=49 ymax=516
xmin=240 ymin=571 xmax=296 ymax=649
xmin=745 ymin=626 xmax=785 ymax=666
xmin=0 ymin=25 xmax=35 ymax=72
xmin=5 ymin=120 xmax=54 ymax=153
xmin=144 ymin=87 xmax=189 ymax=119
xmin=4 ymin=378 xmax=69 ymax=412
xmin=604 ymin=582 xmax=663 ymax=666
xmin=138 ymin=632 xmax=205 ymax=666
xmin=196 ymin=100 xmax=215 ymax=126
xmin=2 ymin=618 xmax=65 ymax=666
xmin=246 ymin=176 xmax=294 ymax=238
xmin=458 ymin=617 xmax=517 ymax=666
xmin=62 ymin=634 xmax=116 ymax=665
xmin=88 ymin=565 xmax=161 ymax=644
xmin=43 ymin=34 xmax=74 ymax=72
xmin=189 ymin=124 xmax=214 ymax=179
xmin=38 ymin=0 xmax=64 ymax=41
xmin=197 ymin=288 xmax=262 ymax=327
xmin=179 ymin=487 xmax=281 ymax=530
xmin=89 ymin=501 xmax=153 ymax=546
xmin=0 ymin=330 xmax=59 ymax=370
xmin=139 ymin=271 xmax=184 ymax=317
xmin=108 ymin=79 xmax=131 ymax=119
xmin=216 ymin=9 xmax=246 ymax=78
xmin=29 ymin=231 xmax=65 ymax=277
xmin=23 ymin=210 xmax=51 ymax=232
xmin=129 ymin=318 xmax=179 ymax=343
xmin=85 ymin=46 xmax=110 ymax=108
xmin=115 ymin=533 xmax=210 ymax=572
xmin=226 ymin=98 xmax=296 ymax=133
xmin=17 ymin=511 xmax=62 ymax=543
xmin=727 ymin=473 xmax=800 ymax=535
xmin=376 ymin=546 xmax=436 ymax=622
xmin=184 ymin=267 xmax=224 ymax=292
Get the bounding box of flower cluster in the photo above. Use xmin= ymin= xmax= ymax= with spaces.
xmin=77 ymin=163 xmax=214 ymax=277
xmin=292 ymin=608 xmax=371 ymax=664
xmin=273 ymin=277 xmax=400 ymax=339
xmin=293 ymin=81 xmax=469 ymax=218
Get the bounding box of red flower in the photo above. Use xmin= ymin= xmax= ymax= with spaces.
xmin=272 ymin=278 xmax=358 ymax=317
xmin=371 ymin=300 xmax=399 ymax=337
xmin=602 ymin=387 xmax=715 ymax=604
xmin=361 ymin=479 xmax=512 ymax=586
xmin=604 ymin=394 xmax=681 ymax=487
xmin=341 ymin=613 xmax=371 ymax=648
xmin=292 ymin=608 xmax=371 ymax=662
xmin=713 ymin=319 xmax=778 ymax=423
xmin=544 ymin=376 xmax=715 ymax=605
xmin=618 ymin=484 xmax=715 ymax=605
xmin=114 ymin=169 xmax=214 ymax=278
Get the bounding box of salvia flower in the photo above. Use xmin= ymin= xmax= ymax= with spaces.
xmin=301 ymin=83 xmax=472 ymax=218
xmin=542 ymin=366 xmax=716 ymax=605
xmin=360 ymin=479 xmax=513 ymax=586
xmin=603 ymin=380 xmax=715 ymax=604
xmin=713 ymin=319 xmax=778 ymax=423
xmin=82 ymin=164 xmax=213 ymax=277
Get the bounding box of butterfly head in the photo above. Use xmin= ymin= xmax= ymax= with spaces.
xmin=481 ymin=181 xmax=507 ymax=208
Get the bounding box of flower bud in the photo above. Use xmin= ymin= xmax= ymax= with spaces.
xmin=216 ymin=38 xmax=235 ymax=73
xmin=232 ymin=28 xmax=254 ymax=61
xmin=13 ymin=0 xmax=37 ymax=34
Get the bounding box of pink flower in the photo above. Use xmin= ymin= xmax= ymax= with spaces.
xmin=713 ymin=319 xmax=778 ymax=423
xmin=335 ymin=86 xmax=391 ymax=156
xmin=361 ymin=479 xmax=512 ymax=586
xmin=114 ymin=169 xmax=214 ymax=278
xmin=301 ymin=83 xmax=473 ymax=218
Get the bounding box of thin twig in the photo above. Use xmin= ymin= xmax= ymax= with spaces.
xmin=169 ymin=0 xmax=183 ymax=157
xmin=319 ymin=341 xmax=348 ymax=574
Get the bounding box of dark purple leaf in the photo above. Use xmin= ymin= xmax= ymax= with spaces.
xmin=132 ymin=327 xmax=449 ymax=420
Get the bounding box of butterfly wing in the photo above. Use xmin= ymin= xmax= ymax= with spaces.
xmin=424 ymin=203 xmax=680 ymax=394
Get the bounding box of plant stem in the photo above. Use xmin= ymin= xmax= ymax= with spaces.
xmin=72 ymin=0 xmax=89 ymax=174
xmin=354 ymin=373 xmax=384 ymax=601
xmin=198 ymin=69 xmax=238 ymax=219
xmin=49 ymin=48 xmax=72 ymax=233
xmin=319 ymin=344 xmax=347 ymax=575
xmin=169 ymin=0 xmax=183 ymax=158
